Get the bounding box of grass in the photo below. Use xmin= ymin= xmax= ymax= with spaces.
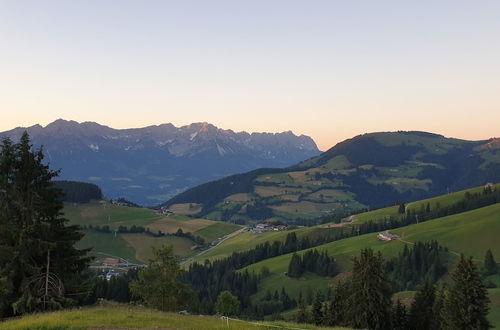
xmin=121 ymin=233 xmax=196 ymax=261
xmin=407 ymin=182 xmax=500 ymax=212
xmin=0 ymin=302 xmax=345 ymax=330
xmin=76 ymin=231 xmax=139 ymax=263
xmin=169 ymin=203 xmax=203 ymax=215
xmin=392 ymin=203 xmax=500 ymax=259
xmin=64 ymin=200 xmax=162 ymax=229
xmin=243 ymin=202 xmax=500 ymax=306
xmin=147 ymin=216 xmax=216 ymax=234
xmin=193 ymin=222 xmax=241 ymax=243
xmin=191 ymin=230 xmax=292 ymax=263
xmin=489 ymin=288 xmax=500 ymax=328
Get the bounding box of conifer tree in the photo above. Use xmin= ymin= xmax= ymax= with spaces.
xmin=347 ymin=248 xmax=392 ymax=330
xmin=408 ymin=281 xmax=435 ymax=330
xmin=0 ymin=133 xmax=91 ymax=317
xmin=431 ymin=288 xmax=445 ymax=330
xmin=287 ymin=253 xmax=303 ymax=278
xmin=484 ymin=249 xmax=498 ymax=276
xmin=391 ymin=299 xmax=408 ymax=330
xmin=312 ymin=291 xmax=324 ymax=325
xmin=442 ymin=255 xmax=491 ymax=329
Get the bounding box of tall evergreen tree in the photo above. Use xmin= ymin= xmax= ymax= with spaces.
xmin=431 ymin=288 xmax=445 ymax=330
xmin=391 ymin=299 xmax=408 ymax=330
xmin=347 ymin=248 xmax=392 ymax=330
xmin=0 ymin=133 xmax=90 ymax=317
xmin=312 ymin=291 xmax=324 ymax=325
xmin=483 ymin=249 xmax=498 ymax=276
xmin=442 ymin=255 xmax=491 ymax=330
xmin=408 ymin=281 xmax=435 ymax=330
xmin=287 ymin=253 xmax=303 ymax=278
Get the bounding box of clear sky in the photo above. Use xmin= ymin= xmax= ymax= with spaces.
xmin=1 ymin=0 xmax=499 ymax=150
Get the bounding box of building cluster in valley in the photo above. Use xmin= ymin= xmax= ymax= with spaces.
xmin=377 ymin=230 xmax=399 ymax=241
xmin=252 ymin=223 xmax=287 ymax=234
xmin=157 ymin=207 xmax=174 ymax=216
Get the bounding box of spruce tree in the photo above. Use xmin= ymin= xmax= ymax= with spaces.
xmin=312 ymin=291 xmax=324 ymax=325
xmin=431 ymin=288 xmax=445 ymax=330
xmin=287 ymin=253 xmax=303 ymax=278
xmin=483 ymin=249 xmax=498 ymax=276
xmin=391 ymin=299 xmax=408 ymax=330
xmin=347 ymin=248 xmax=392 ymax=330
xmin=0 ymin=133 xmax=91 ymax=317
xmin=408 ymin=281 xmax=435 ymax=330
xmin=442 ymin=255 xmax=491 ymax=329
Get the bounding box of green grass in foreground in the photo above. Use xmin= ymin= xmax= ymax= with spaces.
xmin=0 ymin=303 xmax=345 ymax=330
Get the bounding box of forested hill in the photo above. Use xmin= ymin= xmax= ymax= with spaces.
xmin=162 ymin=131 xmax=500 ymax=223
xmin=54 ymin=180 xmax=103 ymax=203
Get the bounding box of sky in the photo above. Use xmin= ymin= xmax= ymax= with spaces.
xmin=1 ymin=1 xmax=499 ymax=150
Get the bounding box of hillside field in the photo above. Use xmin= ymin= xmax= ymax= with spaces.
xmin=0 ymin=303 xmax=344 ymax=330
xmin=242 ymin=203 xmax=500 ymax=309
xmin=66 ymin=201 xmax=241 ymax=262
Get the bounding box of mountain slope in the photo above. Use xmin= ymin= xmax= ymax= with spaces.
xmin=0 ymin=119 xmax=320 ymax=205
xmin=164 ymin=131 xmax=500 ymax=223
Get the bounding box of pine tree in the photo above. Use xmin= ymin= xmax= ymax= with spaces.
xmin=484 ymin=249 xmax=498 ymax=276
xmin=408 ymin=281 xmax=435 ymax=330
xmin=431 ymin=288 xmax=445 ymax=330
xmin=323 ymin=281 xmax=349 ymax=327
xmin=0 ymin=133 xmax=91 ymax=317
xmin=287 ymin=253 xmax=303 ymax=278
xmin=391 ymin=299 xmax=408 ymax=330
xmin=312 ymin=291 xmax=324 ymax=325
xmin=442 ymin=255 xmax=491 ymax=329
xmin=347 ymin=248 xmax=392 ymax=330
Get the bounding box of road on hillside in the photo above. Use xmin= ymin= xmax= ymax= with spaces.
xmin=181 ymin=226 xmax=249 ymax=265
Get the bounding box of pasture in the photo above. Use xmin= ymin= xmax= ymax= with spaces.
xmin=0 ymin=302 xmax=344 ymax=330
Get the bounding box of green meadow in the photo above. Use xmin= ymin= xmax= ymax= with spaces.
xmin=0 ymin=302 xmax=345 ymax=330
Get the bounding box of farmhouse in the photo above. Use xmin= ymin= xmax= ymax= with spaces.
xmin=377 ymin=230 xmax=399 ymax=241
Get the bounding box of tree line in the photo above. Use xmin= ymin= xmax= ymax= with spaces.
xmin=293 ymin=248 xmax=491 ymax=330
xmin=287 ymin=249 xmax=338 ymax=278
xmin=53 ymin=180 xmax=102 ymax=203
xmin=81 ymin=224 xmax=206 ymax=246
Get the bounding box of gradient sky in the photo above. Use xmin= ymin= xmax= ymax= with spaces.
xmin=1 ymin=1 xmax=499 ymax=150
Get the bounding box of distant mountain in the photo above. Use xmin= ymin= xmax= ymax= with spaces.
xmin=163 ymin=131 xmax=500 ymax=223
xmin=0 ymin=119 xmax=320 ymax=205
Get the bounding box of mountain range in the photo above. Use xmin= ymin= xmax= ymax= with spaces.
xmin=163 ymin=131 xmax=500 ymax=223
xmin=0 ymin=119 xmax=320 ymax=205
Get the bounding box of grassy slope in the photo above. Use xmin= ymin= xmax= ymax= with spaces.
xmin=0 ymin=303 xmax=345 ymax=330
xmin=193 ymin=222 xmax=242 ymax=243
xmin=190 ymin=225 xmax=333 ymax=264
xmin=64 ymin=200 xmax=162 ymax=228
xmin=66 ymin=201 xmax=241 ymax=261
xmin=121 ymin=233 xmax=196 ymax=261
xmin=199 ymin=183 xmax=498 ymax=264
xmin=243 ymin=203 xmax=500 ymax=304
xmin=76 ymin=231 xmax=139 ymax=263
